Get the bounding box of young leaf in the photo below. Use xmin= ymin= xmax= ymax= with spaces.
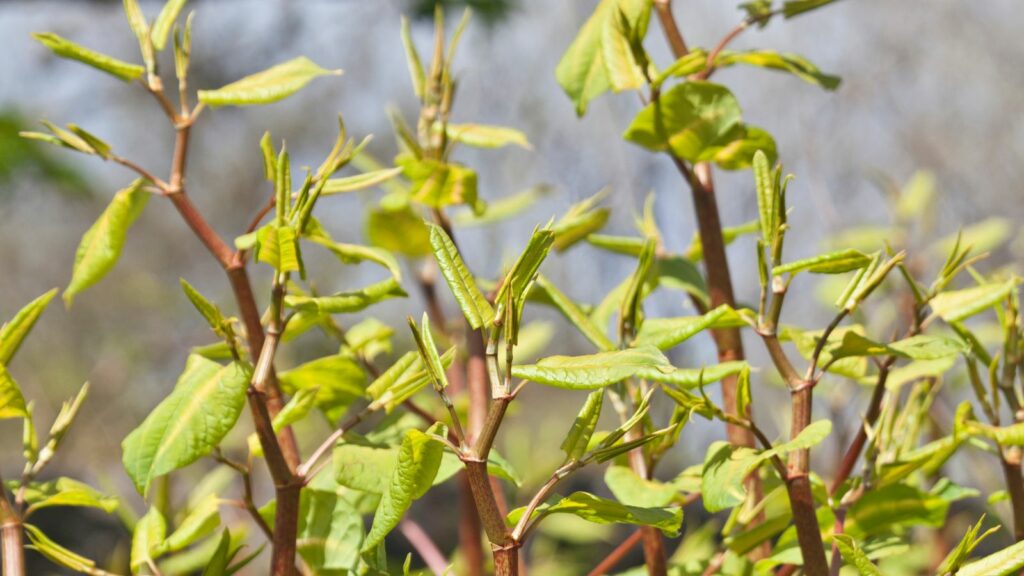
xmin=556 ymin=0 xmax=652 ymax=115
xmin=131 ymin=506 xmax=168 ymax=571
xmin=561 ymin=390 xmax=603 ymax=461
xmin=0 ymin=288 xmax=58 ymax=365
xmin=64 ymin=179 xmax=149 ymax=306
xmin=832 ymin=535 xmax=883 ymax=576
xmin=366 ymin=205 xmax=433 ymax=257
xmin=122 ymin=355 xmax=250 ymax=495
xmin=409 ymin=314 xmax=450 ymax=392
xmin=783 ymin=0 xmax=839 ymax=18
xmin=322 ymin=168 xmax=403 ymax=195
xmin=936 ymin=516 xmax=999 ymax=575
xmin=646 ymin=361 xmax=749 ymax=389
xmin=827 ymin=332 xmax=967 ymax=362
xmin=957 ymin=534 xmax=1024 ymax=576
xmin=253 ymin=224 xmax=302 ymax=273
xmin=20 ymin=478 xmax=118 ymax=515
xmin=298 ymin=487 xmax=364 ymax=572
xmin=445 ymin=123 xmax=532 ymax=150
xmin=507 ymin=491 xmax=682 ymax=536
xmin=605 ymin=466 xmax=678 ymax=508
xmin=714 ymin=50 xmax=841 ymax=90
xmin=550 ymin=192 xmax=610 ymax=252
xmin=399 ymin=16 xmax=425 ymax=98
xmin=362 ymin=426 xmax=446 ymax=551
xmin=152 ymin=0 xmax=188 ymax=51
xmin=773 ymin=249 xmax=872 ymax=276
xmin=284 ymin=278 xmax=407 ymax=314
xmin=0 ymin=364 xmax=29 ymax=421
xmin=305 ymin=222 xmax=402 ymax=281
xmin=161 ymin=493 xmax=221 ymax=554
xmin=930 ymin=278 xmax=1018 ymax=323
xmin=624 ymin=82 xmax=744 ymax=162
xmin=32 ymin=33 xmax=145 ymax=82
xmin=632 ymin=305 xmax=748 ymax=350
xmin=494 ymin=227 xmax=556 ymax=320
xmin=712 ymin=125 xmax=778 ymax=171
xmin=279 ymin=355 xmax=365 ymax=422
xmin=23 ymin=524 xmax=104 ymax=574
xmin=179 ymin=279 xmax=231 ymax=338
xmin=534 ymin=275 xmax=615 ymax=351
xmin=511 ymin=346 xmax=671 ymax=390
xmin=428 ymin=224 xmax=494 ymax=329
xmin=198 ymin=57 xmax=341 ymax=107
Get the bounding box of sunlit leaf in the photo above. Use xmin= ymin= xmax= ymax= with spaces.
xmin=429 ymin=224 xmax=494 ymax=329
xmin=507 ymin=491 xmax=682 ymax=535
xmin=624 ymin=82 xmax=743 ymax=163
xmin=0 ymin=289 xmax=57 ymax=366
xmin=512 ymin=346 xmax=671 ymax=390
xmin=284 ymin=278 xmax=407 ymax=314
xmin=32 ymin=33 xmax=145 ymax=82
xmin=715 ymin=50 xmax=840 ymax=90
xmin=198 ymin=57 xmax=341 ymax=106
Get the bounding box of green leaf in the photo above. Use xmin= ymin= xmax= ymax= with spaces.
xmin=0 ymin=365 xmax=28 ymax=420
xmin=429 ymin=224 xmax=494 ymax=329
xmin=123 ymin=0 xmax=154 ymax=74
xmin=936 ymin=516 xmax=998 ymax=575
xmin=605 ymin=466 xmax=678 ymax=508
xmin=931 ymin=278 xmax=1018 ymax=322
xmin=754 ymin=149 xmax=775 ymax=245
xmin=846 ymin=484 xmax=949 ymax=537
xmin=773 ymin=249 xmax=872 ymax=276
xmin=715 ymin=50 xmax=841 ymax=90
xmin=833 ymin=535 xmax=882 ymax=576
xmin=958 ymin=535 xmax=1024 ymax=576
xmin=306 ymin=223 xmax=401 ymax=281
xmin=131 ymin=506 xmax=168 ymax=570
xmin=198 ymin=57 xmax=341 ymax=106
xmin=535 ymin=275 xmax=615 ymax=352
xmin=702 ymin=421 xmax=831 ymax=512
xmin=0 ymin=289 xmax=57 ymax=365
xmin=279 ymin=354 xmax=366 ymax=422
xmin=643 ymin=361 xmax=749 ymax=389
xmin=494 ymin=227 xmax=556 ymax=322
xmin=322 ymin=168 xmax=403 ymax=195
xmin=19 ymin=478 xmax=118 ymax=515
xmin=454 ymin=185 xmax=552 ymax=227
xmin=556 ymin=0 xmax=652 ymax=115
xmin=587 ymin=234 xmax=647 ymax=257
xmin=362 ymin=426 xmax=446 ymax=551
xmin=161 ymin=493 xmax=221 ymax=554
xmin=511 ymin=346 xmax=671 ymax=390
xmin=23 ymin=524 xmax=104 ymax=574
xmin=399 ymin=16 xmax=425 ymax=98
xmin=445 ymin=123 xmax=531 ymax=150
xmin=550 ymin=192 xmax=610 ymax=252
xmin=783 ymin=0 xmax=839 ymax=18
xmin=827 ymin=332 xmax=967 ymax=362
xmin=298 ymin=487 xmax=364 ymax=572
xmin=179 ymin=278 xmax=232 ymax=340
xmin=64 ymin=179 xmax=149 ymax=306
xmin=624 ymin=82 xmax=744 ymax=163
xmin=122 ymin=355 xmax=249 ymax=495
xmin=366 ymin=348 xmax=456 ymax=413
xmin=398 ymin=155 xmax=481 ymax=212
xmin=409 ymin=314 xmax=449 ymax=392
xmin=284 ymin=278 xmax=407 ymax=314
xmin=712 ymin=125 xmax=778 ymax=171
xmin=508 ymin=491 xmax=682 ymax=536
xmin=366 ymin=205 xmax=432 ymax=258
xmin=32 ymin=32 xmax=145 ymax=82
xmin=633 ymin=305 xmax=748 ymax=350
xmin=651 ymin=50 xmax=709 ymax=87
xmin=152 ymin=0 xmax=188 ymax=51
xmin=253 ymin=224 xmax=302 ymax=273
xmin=561 ymin=390 xmax=603 ymax=461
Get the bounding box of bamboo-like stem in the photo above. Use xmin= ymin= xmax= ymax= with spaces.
xmin=0 ymin=477 xmax=23 ymax=576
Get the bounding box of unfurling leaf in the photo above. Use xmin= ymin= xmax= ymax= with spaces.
xmin=198 ymin=57 xmax=341 ymax=106
xmin=512 ymin=346 xmax=671 ymax=390
xmin=23 ymin=524 xmax=104 ymax=574
xmin=714 ymin=50 xmax=841 ymax=90
xmin=399 ymin=155 xmax=481 ymax=212
xmin=507 ymin=491 xmax=682 ymax=536
xmin=561 ymin=390 xmax=603 ymax=461
xmin=122 ymin=355 xmax=249 ymax=495
xmin=556 ymin=0 xmax=652 ymax=115
xmin=624 ymin=82 xmax=743 ymax=163
xmin=64 ymin=179 xmax=149 ymax=306
xmin=32 ymin=33 xmax=145 ymax=82
xmin=930 ymin=278 xmax=1018 ymax=323
xmin=773 ymin=249 xmax=873 ymax=276
xmin=362 ymin=425 xmax=446 ymax=551
xmin=833 ymin=535 xmax=883 ymax=576
xmin=429 ymin=224 xmax=494 ymax=329
xmin=131 ymin=506 xmax=168 ymax=570
xmin=0 ymin=366 xmax=28 ymax=420
xmin=322 ymin=168 xmax=403 ymax=195
xmin=0 ymin=288 xmax=58 ymax=365
xmin=284 ymin=278 xmax=407 ymax=314
xmin=152 ymin=0 xmax=189 ymax=51
xmin=633 ymin=305 xmax=748 ymax=350
xmin=445 ymin=123 xmax=532 ymax=150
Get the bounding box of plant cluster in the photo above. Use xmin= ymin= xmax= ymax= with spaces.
xmin=1 ymin=0 xmax=1022 ymax=575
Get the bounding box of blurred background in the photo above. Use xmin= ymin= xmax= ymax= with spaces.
xmin=1 ymin=0 xmax=1023 ymax=573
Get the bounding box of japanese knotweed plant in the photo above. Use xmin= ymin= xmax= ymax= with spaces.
xmin=3 ymin=1 xmax=1023 ymax=576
